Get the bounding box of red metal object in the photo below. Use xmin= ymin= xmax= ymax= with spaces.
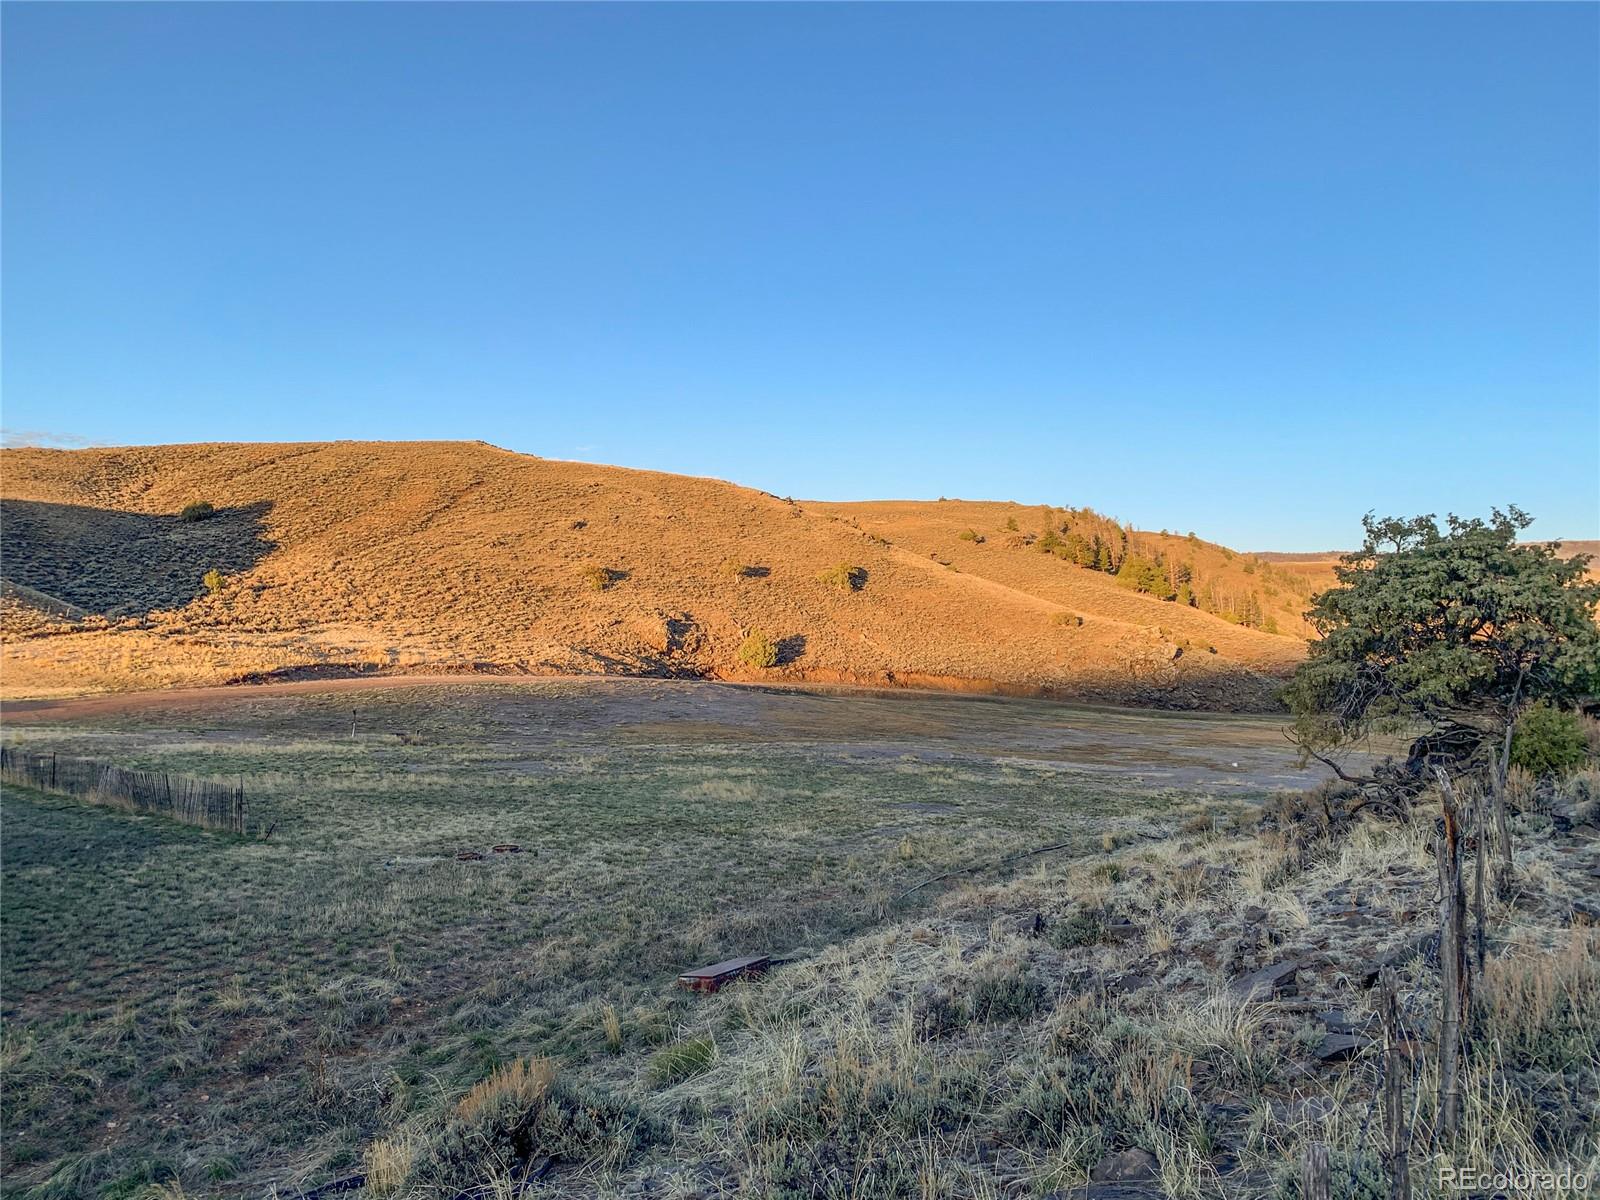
xmin=677 ymin=955 xmax=770 ymax=993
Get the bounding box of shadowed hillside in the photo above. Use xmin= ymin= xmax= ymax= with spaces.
xmin=3 ymin=441 xmax=1312 ymax=706
xmin=1 ymin=498 xmax=275 ymax=617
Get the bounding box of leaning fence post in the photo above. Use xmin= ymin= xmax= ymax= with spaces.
xmin=1492 ymin=715 xmax=1516 ymax=898
xmin=1302 ymin=1141 xmax=1330 ymax=1200
xmin=1472 ymin=783 xmax=1487 ymax=974
xmin=1379 ymin=967 xmax=1411 ymax=1200
xmin=1432 ymin=766 xmax=1466 ymax=1142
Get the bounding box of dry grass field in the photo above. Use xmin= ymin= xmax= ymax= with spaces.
xmin=0 ymin=442 xmax=1313 ymax=706
xmin=2 ymin=680 xmax=1596 ymax=1199
xmin=4 ymin=444 xmax=1597 ymax=1199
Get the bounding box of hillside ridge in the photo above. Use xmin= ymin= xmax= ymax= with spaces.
xmin=3 ymin=440 xmax=1314 ymax=707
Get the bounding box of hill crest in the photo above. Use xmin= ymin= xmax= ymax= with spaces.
xmin=3 ymin=440 xmax=1310 ymax=707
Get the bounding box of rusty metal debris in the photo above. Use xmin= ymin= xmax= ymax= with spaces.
xmin=677 ymin=954 xmax=770 ymax=993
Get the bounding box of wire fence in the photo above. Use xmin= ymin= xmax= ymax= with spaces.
xmin=0 ymin=745 xmax=259 ymax=834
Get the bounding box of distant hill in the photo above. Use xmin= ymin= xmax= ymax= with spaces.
xmin=815 ymin=500 xmax=1330 ymax=638
xmin=0 ymin=440 xmax=1426 ymax=708
xmin=1248 ymin=541 xmax=1600 ymax=601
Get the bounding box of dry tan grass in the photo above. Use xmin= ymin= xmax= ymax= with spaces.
xmin=455 ymin=1056 xmax=558 ymax=1123
xmin=601 ymin=1003 xmax=624 ymax=1053
xmin=0 ymin=441 xmax=1307 ymax=705
xmin=1475 ymin=926 xmax=1598 ymax=1051
xmin=361 ymin=1131 xmax=420 ymax=1197
xmin=812 ymin=498 xmax=1329 ymax=640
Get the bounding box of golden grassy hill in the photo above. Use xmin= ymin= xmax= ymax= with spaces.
xmin=812 ymin=499 xmax=1331 ymax=638
xmin=1 ymin=440 xmax=1312 ymax=706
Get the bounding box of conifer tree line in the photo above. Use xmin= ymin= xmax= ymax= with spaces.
xmin=1015 ymin=506 xmax=1306 ymax=633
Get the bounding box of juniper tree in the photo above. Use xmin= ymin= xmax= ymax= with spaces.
xmin=1286 ymin=507 xmax=1600 ymax=792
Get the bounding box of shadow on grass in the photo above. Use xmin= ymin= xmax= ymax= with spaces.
xmin=1 ymin=498 xmax=276 ymax=617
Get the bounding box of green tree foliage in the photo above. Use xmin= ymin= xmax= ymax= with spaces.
xmin=1286 ymin=507 xmax=1600 ymax=773
xmin=816 ymin=563 xmax=866 ymax=591
xmin=1115 ymin=555 xmax=1176 ymax=600
xmin=738 ymin=630 xmax=778 ymax=670
xmin=202 ymin=568 xmax=224 ymax=595
xmin=1509 ymin=700 xmax=1591 ymax=776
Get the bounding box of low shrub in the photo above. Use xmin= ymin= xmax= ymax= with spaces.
xmin=720 ymin=558 xmax=750 ymax=579
xmin=178 ymin=501 xmax=215 ymax=523
xmin=581 ymin=565 xmax=613 ymax=592
xmin=406 ymin=1066 xmax=656 ymax=1190
xmin=740 ymin=1052 xmax=987 ymax=1197
xmin=201 ymin=569 xmax=224 ymax=595
xmin=816 ymin=563 xmax=865 ymax=591
xmin=1049 ymin=909 xmax=1105 ymax=949
xmin=1511 ymin=700 xmax=1591 ymax=777
xmin=913 ymin=986 xmax=968 ymax=1040
xmin=738 ymin=630 xmax=778 ymax=670
xmin=958 ymin=529 xmax=983 ymax=543
xmin=968 ymin=968 xmax=1047 ymax=1023
xmin=1053 ymin=612 xmax=1084 ymax=627
xmin=648 ymin=1036 xmax=715 ymax=1085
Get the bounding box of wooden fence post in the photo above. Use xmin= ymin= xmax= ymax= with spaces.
xmin=1493 ymin=710 xmax=1516 ymax=898
xmin=1379 ymin=967 xmax=1411 ymax=1200
xmin=1472 ymin=784 xmax=1487 ymax=974
xmin=1433 ymin=767 xmax=1466 ymax=1142
xmin=1302 ymin=1142 xmax=1330 ymax=1200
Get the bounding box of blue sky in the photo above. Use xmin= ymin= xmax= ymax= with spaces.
xmin=4 ymin=3 xmax=1596 ymax=549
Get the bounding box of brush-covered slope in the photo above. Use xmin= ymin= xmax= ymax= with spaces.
xmin=1 ymin=441 xmax=1305 ymax=705
xmin=811 ymin=499 xmax=1329 ymax=638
